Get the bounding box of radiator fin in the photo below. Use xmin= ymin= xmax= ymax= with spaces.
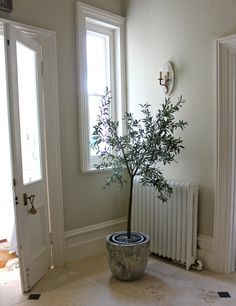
xmin=132 ymin=177 xmax=198 ymax=270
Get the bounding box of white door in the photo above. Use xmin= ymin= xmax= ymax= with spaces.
xmin=6 ymin=25 xmax=51 ymax=292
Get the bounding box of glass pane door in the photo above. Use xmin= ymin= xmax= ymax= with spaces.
xmin=16 ymin=41 xmax=42 ymax=185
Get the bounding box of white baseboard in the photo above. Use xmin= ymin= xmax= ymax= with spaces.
xmin=197 ymin=235 xmax=213 ymax=271
xmin=65 ymin=217 xmax=127 ymax=263
xmin=65 ymin=221 xmax=213 ymax=271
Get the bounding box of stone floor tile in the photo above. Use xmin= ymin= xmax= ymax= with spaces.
xmin=2 ymin=253 xmax=236 ymax=306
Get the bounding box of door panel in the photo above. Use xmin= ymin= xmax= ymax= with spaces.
xmin=7 ymin=24 xmax=51 ymax=292
xmin=0 ymin=24 xmax=16 ymax=252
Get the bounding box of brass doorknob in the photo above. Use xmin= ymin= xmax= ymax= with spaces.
xmin=23 ymin=193 xmax=37 ymax=215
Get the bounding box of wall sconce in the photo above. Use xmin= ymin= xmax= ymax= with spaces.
xmin=158 ymin=61 xmax=175 ymax=95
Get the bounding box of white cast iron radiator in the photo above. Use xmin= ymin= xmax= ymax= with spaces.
xmin=132 ymin=177 xmax=199 ymax=270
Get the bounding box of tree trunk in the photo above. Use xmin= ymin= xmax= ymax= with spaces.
xmin=127 ymin=176 xmax=134 ymax=238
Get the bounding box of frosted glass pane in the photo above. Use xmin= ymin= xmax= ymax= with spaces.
xmin=16 ymin=41 xmax=42 ymax=184
xmin=86 ymin=30 xmax=110 ymax=94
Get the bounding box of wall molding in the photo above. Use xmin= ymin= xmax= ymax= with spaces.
xmin=213 ymin=34 xmax=236 ymax=273
xmin=65 ymin=217 xmax=127 ymax=263
xmin=28 ymin=26 xmax=65 ymax=267
xmin=65 ymin=218 xmax=213 ymax=272
xmin=197 ymin=235 xmax=213 ymax=271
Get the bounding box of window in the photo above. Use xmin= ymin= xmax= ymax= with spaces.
xmin=76 ymin=2 xmax=126 ymax=172
xmin=86 ymin=25 xmax=114 ymax=165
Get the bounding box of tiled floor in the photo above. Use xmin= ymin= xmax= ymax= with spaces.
xmin=1 ymin=253 xmax=236 ymax=305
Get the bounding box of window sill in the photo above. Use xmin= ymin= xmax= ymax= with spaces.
xmin=83 ymin=167 xmax=112 ymax=174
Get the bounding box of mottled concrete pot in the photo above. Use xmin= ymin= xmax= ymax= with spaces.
xmin=106 ymin=231 xmax=150 ymax=281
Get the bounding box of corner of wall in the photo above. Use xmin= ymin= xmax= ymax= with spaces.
xmin=64 ymin=217 xmax=127 ymax=262
xmin=197 ymin=235 xmax=213 ymax=271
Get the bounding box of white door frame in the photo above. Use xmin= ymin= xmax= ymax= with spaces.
xmin=1 ymin=18 xmax=65 ymax=268
xmin=213 ymin=34 xmax=236 ymax=273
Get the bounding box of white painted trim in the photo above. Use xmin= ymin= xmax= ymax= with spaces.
xmin=213 ymin=34 xmax=236 ymax=273
xmin=21 ymin=26 xmax=65 ymax=267
xmin=198 ymin=235 xmax=213 ymax=252
xmin=65 ymin=217 xmax=127 ymax=262
xmin=197 ymin=235 xmax=213 ymax=271
xmin=64 ymin=219 xmax=214 ymax=271
xmin=0 ymin=18 xmax=65 ymax=267
xmin=39 ymin=33 xmax=65 ymax=267
xmin=76 ymin=1 xmax=126 ymax=172
xmin=77 ymin=2 xmax=125 ymax=26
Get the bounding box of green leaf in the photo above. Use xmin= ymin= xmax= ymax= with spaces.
xmin=90 ymin=90 xmax=187 ymax=236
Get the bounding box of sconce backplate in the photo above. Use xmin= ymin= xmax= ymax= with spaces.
xmin=162 ymin=61 xmax=175 ymax=96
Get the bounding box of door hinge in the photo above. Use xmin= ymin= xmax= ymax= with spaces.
xmin=26 ymin=267 xmax=31 ymax=289
xmin=13 ymin=178 xmax=16 ymax=187
xmin=7 ymin=39 xmax=10 ymax=46
xmin=50 ymin=232 xmax=52 ymax=244
xmin=15 ymin=196 xmax=19 ymax=205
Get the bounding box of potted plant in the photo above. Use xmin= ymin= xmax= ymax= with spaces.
xmin=91 ymin=88 xmax=187 ymax=281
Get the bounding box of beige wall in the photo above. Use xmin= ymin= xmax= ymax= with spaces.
xmin=3 ymin=0 xmax=236 ymax=237
xmin=124 ymin=0 xmax=236 ymax=236
xmin=0 ymin=0 xmax=128 ymax=231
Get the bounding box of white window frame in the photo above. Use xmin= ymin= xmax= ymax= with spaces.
xmin=76 ymin=1 xmax=126 ymax=172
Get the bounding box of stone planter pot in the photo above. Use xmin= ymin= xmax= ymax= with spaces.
xmin=106 ymin=231 xmax=150 ymax=281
